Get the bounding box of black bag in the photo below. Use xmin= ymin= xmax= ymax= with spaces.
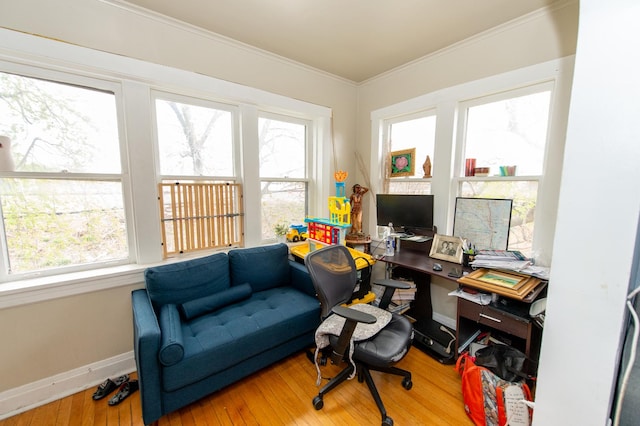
xmin=474 ymin=344 xmax=532 ymax=382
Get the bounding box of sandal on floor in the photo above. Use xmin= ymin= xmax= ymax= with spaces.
xmin=92 ymin=374 xmax=130 ymax=400
xmin=108 ymin=380 xmax=139 ymax=406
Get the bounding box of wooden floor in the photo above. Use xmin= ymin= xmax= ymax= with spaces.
xmin=0 ymin=347 xmax=473 ymax=425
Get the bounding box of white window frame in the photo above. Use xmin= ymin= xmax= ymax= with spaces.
xmin=0 ymin=64 xmax=135 ymax=281
xmin=452 ymin=82 xmax=555 ymax=255
xmin=370 ymin=57 xmax=574 ymax=266
xmin=382 ymin=109 xmax=437 ymax=193
xmin=257 ymin=111 xmax=312 ymax=243
xmin=0 ymin=28 xmax=331 ymax=307
xmin=151 ymin=90 xmax=241 ymax=182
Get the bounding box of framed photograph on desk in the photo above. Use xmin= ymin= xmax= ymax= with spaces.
xmin=429 ymin=234 xmax=463 ymax=264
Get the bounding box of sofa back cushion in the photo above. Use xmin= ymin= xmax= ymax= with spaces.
xmin=145 ymin=252 xmax=230 ymax=307
xmin=228 ymin=243 xmax=289 ymax=292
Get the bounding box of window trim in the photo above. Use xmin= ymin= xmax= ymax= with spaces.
xmin=257 ymin=111 xmax=313 ymax=243
xmin=151 ymin=90 xmax=241 ymax=181
xmin=0 ymin=69 xmax=134 ymax=280
xmin=370 ymin=57 xmax=574 ymax=266
xmin=382 ymin=109 xmax=438 ymax=193
xmin=453 ymin=80 xmax=555 ymax=180
xmin=0 ymin=27 xmax=331 ymax=300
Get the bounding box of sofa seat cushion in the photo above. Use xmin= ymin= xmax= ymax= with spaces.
xmin=162 ymin=287 xmax=320 ymax=392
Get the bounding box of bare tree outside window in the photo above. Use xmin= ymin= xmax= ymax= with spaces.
xmin=0 ymin=72 xmax=127 ymax=275
xmin=259 ymin=116 xmax=307 ymax=240
xmin=155 ymin=98 xmax=233 ymax=177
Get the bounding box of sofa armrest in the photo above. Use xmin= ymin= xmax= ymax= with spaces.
xmin=289 ymin=260 xmax=316 ymax=297
xmin=131 ymin=289 xmax=163 ymax=425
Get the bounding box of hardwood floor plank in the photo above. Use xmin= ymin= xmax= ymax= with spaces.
xmin=68 ymin=391 xmax=85 ymax=425
xmin=55 ymin=393 xmax=73 ymax=426
xmin=0 ymin=347 xmax=474 ymax=425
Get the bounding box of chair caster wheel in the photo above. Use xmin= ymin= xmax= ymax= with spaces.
xmin=402 ymin=377 xmax=413 ymax=390
xmin=312 ymin=395 xmax=324 ymax=410
xmin=382 ymin=416 xmax=394 ymax=425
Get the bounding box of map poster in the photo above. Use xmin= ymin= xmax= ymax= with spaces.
xmin=453 ymin=197 xmax=513 ymax=251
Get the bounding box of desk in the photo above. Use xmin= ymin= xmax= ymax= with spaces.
xmin=379 ymin=242 xmax=544 ymax=365
xmin=456 ymin=297 xmax=541 ymax=360
xmin=379 ymin=242 xmax=469 ymax=363
xmin=380 ymin=246 xmax=468 ymax=322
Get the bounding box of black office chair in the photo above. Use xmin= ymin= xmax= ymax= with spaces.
xmin=305 ymin=245 xmax=414 ymax=426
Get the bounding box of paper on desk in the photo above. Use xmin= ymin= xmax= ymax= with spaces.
xmin=470 ymin=259 xmax=551 ymax=280
xmin=448 ymin=288 xmax=492 ymax=305
xmin=470 ymin=259 xmax=531 ymax=271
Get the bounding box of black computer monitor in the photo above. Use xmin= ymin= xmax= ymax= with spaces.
xmin=376 ymin=194 xmax=434 ymax=235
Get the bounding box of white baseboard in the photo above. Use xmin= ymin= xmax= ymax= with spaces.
xmin=0 ymin=351 xmax=136 ymax=420
xmin=433 ymin=312 xmax=457 ymax=330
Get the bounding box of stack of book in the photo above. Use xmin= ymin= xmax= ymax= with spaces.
xmin=388 ymin=279 xmax=416 ymax=314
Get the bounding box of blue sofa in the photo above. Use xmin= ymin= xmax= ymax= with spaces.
xmin=132 ymin=243 xmax=321 ymax=424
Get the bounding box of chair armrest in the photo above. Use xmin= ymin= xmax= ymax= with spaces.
xmin=374 ymin=278 xmax=412 ymax=310
xmin=289 ymin=260 xmax=316 ymax=297
xmin=131 ymin=289 xmax=163 ymax=425
xmin=374 ymin=278 xmax=412 ymax=289
xmin=332 ymin=305 xmax=376 ymax=324
xmin=329 ymin=305 xmax=376 ymax=365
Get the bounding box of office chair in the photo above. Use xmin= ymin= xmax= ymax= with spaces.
xmin=305 ymin=245 xmax=414 ymax=426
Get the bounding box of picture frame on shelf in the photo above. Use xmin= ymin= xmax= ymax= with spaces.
xmin=429 ymin=234 xmax=464 ymax=264
xmin=390 ymin=148 xmax=415 ymax=177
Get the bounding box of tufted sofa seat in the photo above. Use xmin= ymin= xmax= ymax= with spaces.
xmin=132 ymin=243 xmax=320 ymax=424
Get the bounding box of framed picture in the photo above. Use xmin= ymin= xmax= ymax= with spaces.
xmin=429 ymin=234 xmax=464 ymax=264
xmin=390 ymin=148 xmax=415 ymax=177
xmin=458 ymin=268 xmax=543 ymax=301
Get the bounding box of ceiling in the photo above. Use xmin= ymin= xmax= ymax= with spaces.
xmin=122 ymin=0 xmax=558 ymax=83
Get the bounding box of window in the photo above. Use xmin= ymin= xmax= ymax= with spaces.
xmin=0 ymin=32 xmax=330 ymax=287
xmin=258 ymin=114 xmax=309 ymax=240
xmin=153 ymin=94 xmax=243 ymax=256
xmin=384 ymin=112 xmax=436 ymax=194
xmin=0 ymin=71 xmax=127 ymax=277
xmin=458 ymin=85 xmax=552 ymax=256
xmin=154 ymin=95 xmax=235 ymax=178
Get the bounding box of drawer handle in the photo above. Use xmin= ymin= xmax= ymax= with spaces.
xmin=479 ymin=313 xmax=502 ymax=323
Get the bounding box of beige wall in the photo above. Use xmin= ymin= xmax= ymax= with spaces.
xmin=2 ymin=283 xmax=142 ymax=390
xmin=0 ymin=0 xmax=578 ymax=407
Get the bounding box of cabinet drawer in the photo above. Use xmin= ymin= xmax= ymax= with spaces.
xmin=458 ymin=299 xmax=530 ymax=339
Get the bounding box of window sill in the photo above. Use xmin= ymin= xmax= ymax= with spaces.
xmin=0 ymin=248 xmax=238 ymax=310
xmin=0 ymin=264 xmax=148 ymax=310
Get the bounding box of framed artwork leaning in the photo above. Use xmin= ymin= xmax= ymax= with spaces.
xmin=389 ymin=148 xmax=415 ymax=177
xmin=429 ymin=234 xmax=464 ymax=264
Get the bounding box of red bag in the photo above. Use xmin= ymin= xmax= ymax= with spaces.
xmin=456 ymin=353 xmax=533 ymax=426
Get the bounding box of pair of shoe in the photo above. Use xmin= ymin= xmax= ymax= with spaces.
xmin=91 ymin=374 xmax=139 ymax=406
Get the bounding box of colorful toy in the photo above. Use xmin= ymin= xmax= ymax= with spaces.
xmin=286 ymin=224 xmax=308 ymax=242
xmin=304 ymin=171 xmax=352 ymax=252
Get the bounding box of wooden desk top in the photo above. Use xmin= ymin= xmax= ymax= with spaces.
xmin=378 ymin=248 xmax=471 ymax=283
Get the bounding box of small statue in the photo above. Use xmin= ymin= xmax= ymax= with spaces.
xmin=422 ymin=155 xmax=431 ymax=178
xmin=349 ymin=184 xmax=369 ymax=236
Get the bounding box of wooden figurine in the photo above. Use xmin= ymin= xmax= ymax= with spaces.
xmin=422 ymin=155 xmax=431 ymax=178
